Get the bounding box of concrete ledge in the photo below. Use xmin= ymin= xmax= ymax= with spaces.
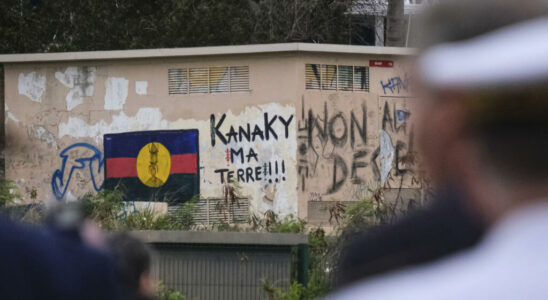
xmin=0 ymin=43 xmax=416 ymax=63
xmin=131 ymin=230 xmax=308 ymax=246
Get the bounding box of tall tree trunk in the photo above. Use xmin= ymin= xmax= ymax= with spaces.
xmin=385 ymin=0 xmax=405 ymax=46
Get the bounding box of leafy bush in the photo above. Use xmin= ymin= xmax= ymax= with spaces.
xmin=0 ymin=178 xmax=20 ymax=207
xmin=264 ymin=280 xmax=304 ymax=300
xmin=249 ymin=211 xmax=307 ymax=233
xmin=79 ymin=191 xmax=200 ymax=231
xmin=270 ymin=214 xmax=307 ymax=233
xmin=167 ymin=195 xmax=199 ymax=230
xmin=124 ymin=207 xmax=168 ymax=230
xmin=80 ymin=190 xmax=126 ymax=230
xmin=157 ymin=281 xmax=186 ymax=300
xmin=342 ymin=198 xmax=378 ymax=235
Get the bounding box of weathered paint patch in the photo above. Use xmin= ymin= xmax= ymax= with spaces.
xmin=29 ymin=125 xmax=58 ymax=149
xmin=18 ymin=72 xmax=46 ymax=103
xmin=5 ymin=105 xmax=19 ymax=125
xmin=379 ymin=129 xmax=395 ymax=182
xmin=104 ymin=77 xmax=129 ymax=110
xmin=7 ymin=112 xmax=19 ymax=124
xmin=58 ymin=107 xmax=169 ymax=143
xmin=135 ymin=81 xmax=148 ymax=95
xmin=55 ymin=66 xmax=96 ymax=110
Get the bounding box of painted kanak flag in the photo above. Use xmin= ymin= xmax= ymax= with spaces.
xmin=104 ymin=130 xmax=199 ymax=203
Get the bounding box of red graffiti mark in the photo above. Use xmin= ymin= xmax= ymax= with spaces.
xmin=225 ymin=148 xmax=230 ymax=166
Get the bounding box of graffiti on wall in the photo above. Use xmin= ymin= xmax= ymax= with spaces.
xmin=298 ymin=98 xmax=370 ymax=195
xmin=298 ymin=96 xmax=421 ymax=203
xmin=51 ymin=143 xmax=104 ymax=201
xmin=48 ymin=103 xmax=297 ymax=215
xmin=379 ymin=99 xmax=418 ymax=187
xmin=211 ymin=112 xmax=294 ymax=185
xmin=380 ymin=74 xmax=411 ymax=95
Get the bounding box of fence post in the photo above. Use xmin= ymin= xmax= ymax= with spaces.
xmin=297 ymin=243 xmax=309 ymax=286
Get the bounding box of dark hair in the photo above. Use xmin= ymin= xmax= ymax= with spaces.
xmin=106 ymin=232 xmax=152 ymax=294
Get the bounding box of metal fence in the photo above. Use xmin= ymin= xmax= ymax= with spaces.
xmin=132 ymin=231 xmax=308 ymax=300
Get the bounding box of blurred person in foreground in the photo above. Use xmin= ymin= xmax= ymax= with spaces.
xmin=329 ymin=0 xmax=548 ymax=299
xmin=107 ymin=232 xmax=157 ymax=300
xmin=0 ymin=205 xmax=123 ymax=299
xmin=335 ymin=0 xmax=548 ymax=287
xmin=336 ymin=185 xmax=484 ymax=286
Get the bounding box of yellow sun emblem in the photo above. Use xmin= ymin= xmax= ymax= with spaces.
xmin=136 ymin=142 xmax=171 ymax=188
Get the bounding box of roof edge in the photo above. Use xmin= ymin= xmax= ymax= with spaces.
xmin=0 ymin=43 xmax=416 ymax=63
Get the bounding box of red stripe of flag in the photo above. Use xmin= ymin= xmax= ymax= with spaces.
xmin=106 ymin=157 xmax=137 ymax=178
xmin=170 ymin=154 xmax=198 ymax=174
xmin=106 ymin=154 xmax=198 ymax=178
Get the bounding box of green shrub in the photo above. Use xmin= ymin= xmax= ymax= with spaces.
xmin=269 ymin=214 xmax=307 ymax=233
xmin=213 ymin=219 xmax=242 ymax=232
xmin=250 ymin=211 xmax=307 ymax=233
xmin=79 ymin=191 xmax=200 ymax=231
xmin=0 ymin=178 xmax=20 ymax=207
xmin=124 ymin=207 xmax=166 ymax=230
xmin=167 ymin=195 xmax=199 ymax=230
xmin=264 ymin=280 xmax=304 ymax=300
xmin=80 ymin=190 xmax=125 ymax=230
xmin=342 ymin=198 xmax=378 ymax=235
xmin=157 ymin=281 xmax=186 ymax=300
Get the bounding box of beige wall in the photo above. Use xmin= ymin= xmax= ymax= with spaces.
xmin=293 ymin=53 xmax=420 ymax=223
xmin=3 ymin=50 xmax=420 ymax=222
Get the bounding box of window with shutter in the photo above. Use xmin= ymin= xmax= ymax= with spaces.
xmin=305 ymin=63 xmax=370 ymax=92
xmin=189 ymin=68 xmax=209 ymax=94
xmin=168 ymin=66 xmax=249 ymax=95
xmin=305 ymin=64 xmax=321 ymax=90
xmin=338 ymin=65 xmax=353 ymax=91
xmin=209 ymin=67 xmax=229 ymax=93
xmin=229 ymin=66 xmax=249 ymax=92
xmin=354 ymin=66 xmax=370 ymax=92
xmin=168 ymin=69 xmax=189 ymax=94
xmin=322 ymin=65 xmax=337 ymax=90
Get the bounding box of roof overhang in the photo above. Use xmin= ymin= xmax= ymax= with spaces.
xmin=0 ymin=43 xmax=416 ymax=64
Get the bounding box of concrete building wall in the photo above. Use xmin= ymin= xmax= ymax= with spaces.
xmin=293 ymin=52 xmax=418 ymax=222
xmin=2 ymin=45 xmax=419 ymax=223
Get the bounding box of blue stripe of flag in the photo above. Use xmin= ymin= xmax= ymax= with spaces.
xmin=104 ymin=129 xmax=198 ymax=158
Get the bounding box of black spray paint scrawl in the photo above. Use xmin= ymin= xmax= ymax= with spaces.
xmin=215 ymin=160 xmax=286 ymax=184
xmin=210 ymin=112 xmax=294 ymax=146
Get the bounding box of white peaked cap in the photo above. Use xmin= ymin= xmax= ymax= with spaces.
xmin=418 ymin=16 xmax=548 ymax=89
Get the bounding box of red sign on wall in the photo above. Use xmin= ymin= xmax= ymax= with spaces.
xmin=369 ymin=60 xmax=394 ymax=68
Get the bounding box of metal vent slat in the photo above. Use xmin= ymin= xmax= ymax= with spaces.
xmin=338 ymin=65 xmax=353 ymax=91
xmin=169 ymin=198 xmax=250 ymax=226
xmin=305 ymin=63 xmax=370 ymax=92
xmin=169 ymin=66 xmax=249 ymax=95
xmin=305 ymin=64 xmax=321 ymax=89
xmin=230 ymin=66 xmax=249 ymax=92
xmin=210 ymin=66 xmax=229 ymax=93
xmin=354 ymin=66 xmax=370 ymax=91
xmin=168 ymin=69 xmax=188 ymax=94
xmin=321 ymin=64 xmax=337 ymax=90
xmin=189 ymin=68 xmax=209 ymax=94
